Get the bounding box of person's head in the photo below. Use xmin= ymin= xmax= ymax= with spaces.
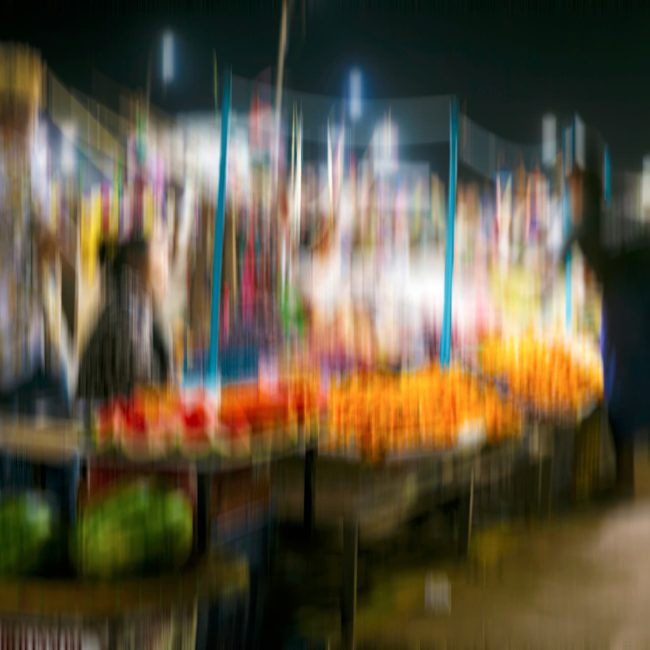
xmin=99 ymin=235 xmax=168 ymax=303
xmin=568 ymin=168 xmax=602 ymax=231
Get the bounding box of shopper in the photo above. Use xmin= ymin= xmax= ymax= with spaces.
xmin=76 ymin=236 xmax=171 ymax=401
xmin=563 ymin=165 xmax=650 ymax=498
xmin=0 ymin=218 xmax=73 ymax=417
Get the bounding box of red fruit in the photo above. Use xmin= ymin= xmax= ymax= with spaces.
xmin=123 ymin=407 xmax=147 ymax=438
xmin=182 ymin=403 xmax=216 ymax=445
xmin=183 ymin=404 xmax=209 ymax=429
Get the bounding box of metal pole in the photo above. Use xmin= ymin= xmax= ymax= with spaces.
xmin=563 ymin=122 xmax=574 ymax=331
xmin=207 ymin=66 xmax=232 ymax=383
xmin=440 ymin=98 xmax=459 ymax=367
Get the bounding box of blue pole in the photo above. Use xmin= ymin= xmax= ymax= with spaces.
xmin=604 ymin=146 xmax=612 ymax=206
xmin=440 ymin=98 xmax=459 ymax=367
xmin=563 ymin=122 xmax=574 ymax=331
xmin=206 ymin=66 xmax=232 ymax=385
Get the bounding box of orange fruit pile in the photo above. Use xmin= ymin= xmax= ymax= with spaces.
xmin=479 ymin=335 xmax=603 ymax=415
xmin=325 ymin=365 xmax=521 ymax=461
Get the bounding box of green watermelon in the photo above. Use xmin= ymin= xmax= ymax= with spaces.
xmin=0 ymin=492 xmax=59 ymax=575
xmin=73 ymin=480 xmax=193 ymax=578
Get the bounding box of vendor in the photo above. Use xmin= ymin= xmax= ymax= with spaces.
xmin=76 ymin=234 xmax=171 ymax=401
xmin=563 ymin=151 xmax=650 ymax=498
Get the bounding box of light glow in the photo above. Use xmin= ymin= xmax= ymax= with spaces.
xmin=349 ymin=68 xmax=362 ymax=121
xmin=162 ymin=31 xmax=175 ymax=84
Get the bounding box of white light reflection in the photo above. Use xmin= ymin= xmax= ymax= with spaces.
xmin=162 ymin=31 xmax=175 ymax=84
xmin=349 ymin=68 xmax=362 ymax=121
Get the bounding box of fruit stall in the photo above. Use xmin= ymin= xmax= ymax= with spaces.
xmin=0 ymin=46 xmax=611 ymax=649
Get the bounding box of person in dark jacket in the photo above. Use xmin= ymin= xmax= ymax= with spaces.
xmin=76 ymin=237 xmax=170 ymax=401
xmin=563 ymin=166 xmax=650 ymax=497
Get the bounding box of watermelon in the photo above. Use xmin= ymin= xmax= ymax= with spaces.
xmin=73 ymin=480 xmax=193 ymax=578
xmin=0 ymin=492 xmax=59 ymax=575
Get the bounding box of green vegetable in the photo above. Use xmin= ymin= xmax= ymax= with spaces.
xmin=0 ymin=492 xmax=58 ymax=575
xmin=74 ymin=480 xmax=194 ymax=578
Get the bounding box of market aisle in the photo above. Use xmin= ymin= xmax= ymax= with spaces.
xmin=353 ymin=452 xmax=650 ymax=649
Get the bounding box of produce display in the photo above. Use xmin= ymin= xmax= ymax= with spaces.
xmin=479 ymin=335 xmax=603 ymax=417
xmin=95 ymin=388 xmax=227 ymax=459
xmin=73 ymin=480 xmax=193 ymax=579
xmin=94 ymin=379 xmax=321 ymax=460
xmin=219 ymin=376 xmax=321 ymax=435
xmin=324 ymin=365 xmax=522 ymax=461
xmin=0 ymin=492 xmax=59 ymax=576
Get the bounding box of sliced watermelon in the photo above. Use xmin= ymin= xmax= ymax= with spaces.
xmin=120 ymin=405 xmax=168 ymax=460
xmin=179 ymin=403 xmax=217 ymax=458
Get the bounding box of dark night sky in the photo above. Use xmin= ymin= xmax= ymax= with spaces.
xmin=3 ymin=1 xmax=650 ymax=170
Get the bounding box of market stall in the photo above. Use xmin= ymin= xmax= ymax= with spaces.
xmin=0 ymin=39 xmax=618 ymax=649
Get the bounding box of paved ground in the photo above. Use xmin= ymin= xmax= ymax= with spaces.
xmin=350 ymin=447 xmax=650 ymax=649
xmin=288 ymin=444 xmax=650 ymax=648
